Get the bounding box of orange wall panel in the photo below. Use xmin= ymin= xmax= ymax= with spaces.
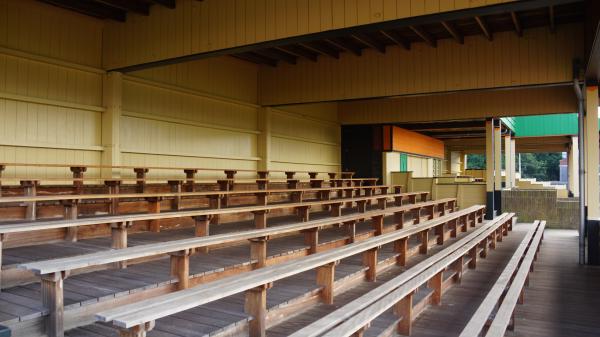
xmin=391 ymin=127 xmax=444 ymax=159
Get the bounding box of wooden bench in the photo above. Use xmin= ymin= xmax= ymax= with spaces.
xmin=94 ymin=205 xmax=483 ymax=337
xmin=459 ymin=220 xmax=546 ymax=337
xmin=19 ymin=198 xmax=456 ymax=337
xmin=288 ymin=212 xmax=515 ymax=337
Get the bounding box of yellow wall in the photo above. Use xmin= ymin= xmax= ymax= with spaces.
xmin=102 ymin=0 xmax=513 ymax=70
xmin=0 ymin=0 xmax=104 ymax=180
xmin=340 ymin=85 xmax=577 ymax=124
xmin=260 ymin=24 xmax=583 ymax=105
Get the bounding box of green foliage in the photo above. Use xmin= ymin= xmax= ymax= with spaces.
xmin=466 ymin=152 xmax=563 ymax=181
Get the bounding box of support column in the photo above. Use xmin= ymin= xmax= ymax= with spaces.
xmin=257 ymin=107 xmax=272 ymax=172
xmin=510 ymin=136 xmax=517 ymax=187
xmin=569 ymin=136 xmax=580 ymax=197
xmin=485 ymin=119 xmax=495 ymax=219
xmin=585 ymin=85 xmax=600 ymax=264
xmin=504 ymin=134 xmax=513 ymax=189
xmin=494 ymin=121 xmax=502 ymax=214
xmin=101 ymin=71 xmax=122 ymax=178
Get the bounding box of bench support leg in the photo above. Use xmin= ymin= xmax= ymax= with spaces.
xmin=419 ymin=231 xmax=429 ymax=254
xmin=356 ymin=200 xmax=366 ymax=213
xmin=208 ymin=196 xmax=221 ymax=224
xmin=245 ymin=286 xmax=268 ymax=337
xmin=394 ymin=238 xmax=408 ymax=266
xmin=169 ymin=250 xmax=190 ymax=290
xmin=363 ymin=248 xmax=378 ymax=282
xmin=396 ymin=292 xmax=413 ymax=336
xmin=394 ymin=211 xmax=405 ymax=229
xmin=42 ymin=272 xmax=64 ymax=337
xmin=371 ymin=215 xmax=384 ymax=235
xmin=330 ymin=203 xmax=342 ymax=217
xmin=468 ymin=247 xmax=477 ymax=269
xmin=435 ymin=224 xmax=444 ymax=245
xmin=253 ymin=210 xmax=269 ymax=229
xmin=63 ymin=203 xmax=78 ymax=242
xmin=316 ymin=262 xmax=336 ymax=304
xmin=147 ymin=199 xmax=161 ymax=232
xmin=297 ymin=206 xmax=310 ymax=222
xmin=453 ymin=256 xmax=463 ymax=284
xmin=118 ymin=321 xmax=155 ymax=337
xmin=303 ymin=228 xmax=319 ymax=254
xmin=194 ymin=215 xmax=211 ymax=253
xmin=250 ymin=238 xmax=268 ymax=269
xmin=428 ymin=272 xmax=443 ymax=305
xmin=111 ymin=222 xmax=129 ymax=269
xmin=344 ymin=221 xmax=356 ymax=243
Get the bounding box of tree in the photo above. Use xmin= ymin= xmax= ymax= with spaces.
xmin=466 ymin=152 xmax=562 ymax=181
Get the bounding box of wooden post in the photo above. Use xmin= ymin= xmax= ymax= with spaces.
xmin=481 ymin=238 xmax=489 ymax=258
xmin=395 ymin=211 xmax=405 ymax=229
xmin=146 ymin=197 xmax=162 ymax=232
xmin=133 ymin=168 xmax=148 ymax=193
xmin=62 ymin=200 xmax=79 ymax=242
xmin=169 ymin=249 xmax=190 ymax=290
xmin=394 ymin=238 xmax=408 ymax=266
xmin=420 ymin=230 xmax=429 ymax=254
xmin=111 ymin=221 xmax=130 ymax=268
xmin=184 ymin=169 xmax=197 ymax=192
xmin=394 ymin=195 xmax=404 ymax=206
xmin=255 ymin=191 xmax=268 ymax=206
xmin=105 ymin=180 xmax=121 ymax=215
xmin=420 ymin=192 xmax=427 ymax=202
xmin=377 ymin=197 xmax=387 ymax=210
xmin=330 ymin=202 xmax=342 ymax=217
xmin=450 ymin=219 xmax=458 ymax=238
xmin=70 ymin=166 xmax=86 ymax=194
xmin=208 ymin=195 xmax=221 ymax=224
xmin=453 ymin=256 xmax=464 ymax=284
xmin=408 ymin=194 xmax=417 ymax=204
xmin=224 ymin=170 xmax=237 ymax=180
xmin=256 ymin=178 xmax=269 ymax=190
xmin=429 ymin=272 xmax=443 ymax=305
xmin=356 ymin=200 xmax=367 ymax=213
xmin=42 ymin=272 xmax=64 ymax=337
xmin=316 ymin=262 xmax=336 ymax=304
xmin=344 ymin=188 xmax=354 ymax=208
xmin=217 ymin=179 xmax=231 ymax=208
xmin=167 ymin=180 xmax=182 ymax=210
xmin=363 ymin=248 xmax=378 ymax=282
xmin=257 ymin=171 xmax=269 ymax=179
xmin=344 ymin=221 xmax=357 ymax=243
xmin=468 ymin=247 xmax=477 ymax=269
xmin=250 ymin=237 xmax=268 ymax=269
xmin=435 ymin=224 xmax=444 ymax=245
xmin=245 ymin=285 xmax=268 ymax=337
xmin=396 ymin=292 xmax=413 ymax=336
xmin=253 ymin=210 xmax=269 ymax=229
xmin=20 ymin=180 xmax=38 ymax=220
xmin=285 ymin=171 xmax=296 ymax=179
xmin=0 ymin=164 xmax=4 ymax=197
xmin=303 ymin=228 xmax=319 ymax=254
xmin=194 ymin=215 xmax=211 ymax=253
xmin=371 ymin=215 xmax=384 ymax=235
xmin=297 ymin=205 xmax=310 ymax=222
xmin=413 ymin=207 xmax=421 ymax=224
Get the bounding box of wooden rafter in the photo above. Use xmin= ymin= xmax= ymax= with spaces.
xmin=549 ymin=6 xmax=556 ymax=33
xmin=254 ymin=48 xmax=297 ymax=65
xmin=510 ymin=12 xmax=523 ymax=37
xmin=441 ymin=21 xmax=463 ymax=44
xmin=324 ymin=38 xmax=362 ymax=56
xmin=96 ymin=0 xmax=150 ymax=16
xmin=149 ymin=0 xmax=176 ymax=9
xmin=351 ymin=34 xmax=386 ymax=53
xmin=378 ymin=30 xmax=410 ymax=50
xmin=233 ymin=52 xmax=277 ymax=67
xmin=298 ymin=42 xmax=339 ymax=59
xmin=40 ymin=0 xmax=127 ymax=21
xmin=409 ymin=26 xmax=437 ymax=48
xmin=274 ymin=46 xmax=318 ymax=62
xmin=474 ymin=16 xmax=493 ymax=41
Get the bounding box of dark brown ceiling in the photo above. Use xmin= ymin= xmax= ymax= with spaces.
xmin=38 ymin=0 xmax=177 ymax=22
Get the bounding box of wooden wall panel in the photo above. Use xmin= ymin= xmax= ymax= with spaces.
xmin=339 ymin=86 xmax=577 ymax=125
xmin=0 ymin=0 xmax=104 ymax=180
xmin=102 ymin=0 xmax=512 ymax=69
xmin=260 ymin=24 xmax=583 ymax=105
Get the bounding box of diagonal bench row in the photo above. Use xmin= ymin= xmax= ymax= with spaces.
xmin=459 ymin=220 xmax=546 ymax=337
xmin=92 ymin=205 xmax=484 ymax=337
xmin=289 ymin=212 xmax=516 ymax=337
xmin=17 ymin=197 xmax=457 ymax=337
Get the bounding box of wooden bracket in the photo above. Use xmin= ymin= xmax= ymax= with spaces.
xmin=284 ymin=171 xmax=296 ymax=179
xmin=133 ymin=168 xmax=148 ymax=193
xmin=167 ymin=180 xmax=183 ymax=210
xmin=257 ymin=170 xmax=269 ymax=179
xmin=70 ymin=166 xmax=86 ymax=194
xmin=183 ymin=169 xmax=197 ymax=192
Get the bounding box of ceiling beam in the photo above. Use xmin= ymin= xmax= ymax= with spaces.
xmin=378 ymin=30 xmax=411 ymax=50
xmin=254 ymin=48 xmax=297 ymax=65
xmin=274 ymin=45 xmax=318 ymax=62
xmin=233 ymin=52 xmax=278 ymax=67
xmin=149 ymin=0 xmax=176 ymax=9
xmin=409 ymin=26 xmax=437 ymax=47
xmin=350 ymin=34 xmax=386 ymax=53
xmin=475 ymin=16 xmax=493 ymax=41
xmin=441 ymin=21 xmax=464 ymax=44
xmin=549 ymin=6 xmax=556 ymax=33
xmin=510 ymin=12 xmax=523 ymax=37
xmin=324 ymin=38 xmax=362 ymax=56
xmin=298 ymin=42 xmax=339 ymax=59
xmin=40 ymin=0 xmax=126 ymax=21
xmin=96 ymin=0 xmax=150 ymax=16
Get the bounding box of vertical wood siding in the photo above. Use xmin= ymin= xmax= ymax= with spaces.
xmin=259 ymin=23 xmax=583 ymax=105
xmin=102 ymin=0 xmax=514 ymax=69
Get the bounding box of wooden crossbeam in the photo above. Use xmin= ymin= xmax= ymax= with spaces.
xmin=298 ymin=42 xmax=339 ymax=59
xmin=324 ymin=38 xmax=362 ymax=56
xmin=274 ymin=45 xmax=318 ymax=62
xmin=350 ymin=34 xmax=386 ymax=53
xmin=409 ymin=26 xmax=437 ymax=48
xmin=378 ymin=30 xmax=410 ymax=50
xmin=511 ymin=12 xmax=523 ymax=37
xmin=475 ymin=16 xmax=493 ymax=41
xmin=441 ymin=21 xmax=464 ymax=44
xmin=96 ymin=0 xmax=150 ymax=15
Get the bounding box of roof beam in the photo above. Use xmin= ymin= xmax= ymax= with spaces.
xmin=40 ymin=0 xmax=127 ymax=21
xmin=149 ymin=0 xmax=176 ymax=9
xmin=233 ymin=52 xmax=277 ymax=67
xmin=298 ymin=42 xmax=339 ymax=59
xmin=475 ymin=16 xmax=493 ymax=41
xmin=274 ymin=45 xmax=318 ymax=62
xmin=549 ymin=6 xmax=556 ymax=33
xmin=378 ymin=30 xmax=411 ymax=50
xmin=409 ymin=26 xmax=437 ymax=48
xmin=324 ymin=38 xmax=362 ymax=56
xmin=441 ymin=21 xmax=464 ymax=44
xmin=510 ymin=12 xmax=523 ymax=37
xmin=350 ymin=34 xmax=386 ymax=53
xmin=96 ymin=0 xmax=150 ymax=16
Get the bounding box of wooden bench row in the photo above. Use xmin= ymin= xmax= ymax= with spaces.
xmin=93 ymin=205 xmax=484 ymax=337
xmin=18 ymin=197 xmax=455 ymax=337
xmin=459 ymin=220 xmax=546 ymax=337
xmin=290 ymin=212 xmax=515 ymax=337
